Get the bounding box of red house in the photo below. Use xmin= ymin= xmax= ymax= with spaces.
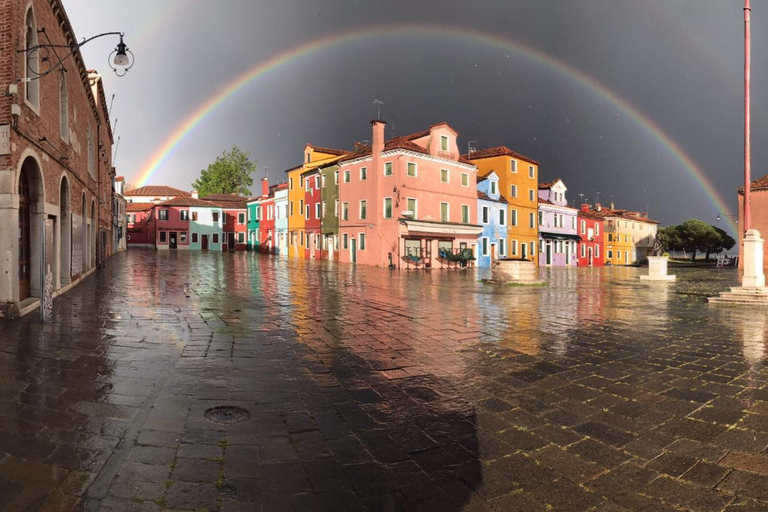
xmin=303 ymin=169 xmax=322 ymax=260
xmin=154 ymin=198 xmax=197 ymax=250
xmin=126 ymin=203 xmax=156 ymax=247
xmin=202 ymin=194 xmax=248 ymax=251
xmin=577 ymin=204 xmax=605 ymax=267
xmin=259 ymin=195 xmax=276 ymax=254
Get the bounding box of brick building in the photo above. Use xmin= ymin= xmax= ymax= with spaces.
xmin=0 ymin=0 xmax=117 ymax=317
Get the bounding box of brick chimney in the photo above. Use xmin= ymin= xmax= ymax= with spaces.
xmin=261 ymin=177 xmax=269 ymax=198
xmin=580 ymin=203 xmax=590 ymax=213
xmin=370 ymin=120 xmax=386 ymax=223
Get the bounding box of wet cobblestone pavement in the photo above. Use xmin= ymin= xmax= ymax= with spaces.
xmin=3 ymin=250 xmax=768 ymax=511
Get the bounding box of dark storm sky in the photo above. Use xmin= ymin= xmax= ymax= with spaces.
xmin=67 ymin=1 xmax=767 ymax=235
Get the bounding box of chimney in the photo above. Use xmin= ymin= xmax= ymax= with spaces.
xmin=191 ymin=190 xmax=198 ymax=199
xmin=580 ymin=203 xmax=590 ymax=213
xmin=261 ymin=177 xmax=269 ymax=198
xmin=595 ymin=203 xmax=602 ymax=212
xmin=610 ymin=200 xmax=615 ymax=210
xmin=371 ymin=120 xmax=386 ymax=156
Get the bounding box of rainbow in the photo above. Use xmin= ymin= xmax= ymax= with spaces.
xmin=134 ymin=24 xmax=738 ymax=233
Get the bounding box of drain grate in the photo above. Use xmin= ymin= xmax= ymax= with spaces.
xmin=204 ymin=406 xmax=251 ymax=424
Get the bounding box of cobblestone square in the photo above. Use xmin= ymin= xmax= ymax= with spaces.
xmin=2 ymin=251 xmax=768 ymax=511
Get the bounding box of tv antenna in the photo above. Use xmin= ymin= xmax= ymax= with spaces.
xmin=112 ymin=135 xmax=121 ymax=165
xmin=108 ymin=93 xmax=115 ymax=117
xmin=373 ymin=99 xmax=384 ymax=119
xmin=578 ymin=193 xmax=585 ymax=205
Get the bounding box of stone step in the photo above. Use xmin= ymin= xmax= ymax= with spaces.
xmin=708 ymin=293 xmax=768 ymax=304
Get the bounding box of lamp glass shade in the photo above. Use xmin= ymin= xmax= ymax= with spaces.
xmin=113 ymin=52 xmax=130 ymax=67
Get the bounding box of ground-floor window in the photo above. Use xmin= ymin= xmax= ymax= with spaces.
xmin=511 ymin=239 xmax=518 ymax=256
xmin=530 ymin=241 xmax=535 ymax=256
xmin=499 ymin=238 xmax=507 ymax=257
xmin=192 ymin=233 xmax=198 ymax=244
xmin=359 ymin=233 xmax=366 ymax=250
xmin=213 ymin=233 xmax=219 ymax=244
xmin=581 ymin=243 xmax=586 ymax=258
xmin=343 ymin=233 xmax=348 ymax=249
xmin=607 ymin=250 xmax=613 ymax=259
xmin=482 ymin=237 xmax=489 ymax=256
xmin=159 ymin=232 xmax=167 ymax=243
xmin=405 ymin=239 xmax=420 ymax=257
xmin=300 ymin=231 xmax=304 ymax=245
xmin=334 ymin=234 xmax=339 ymax=250
xmin=180 ymin=232 xmax=187 ymax=244
xmin=625 ymin=251 xmax=629 ymax=263
xmin=595 ymin=245 xmax=600 ymax=258
xmin=237 ymin=232 xmax=245 ymax=244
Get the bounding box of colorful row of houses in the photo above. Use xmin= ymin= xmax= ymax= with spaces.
xmin=125 ymin=120 xmax=659 ymax=268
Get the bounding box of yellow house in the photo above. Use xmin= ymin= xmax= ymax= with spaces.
xmin=593 ymin=204 xmax=659 ymax=265
xmin=287 ymin=144 xmax=349 ymax=259
xmin=468 ymin=147 xmax=540 ymax=263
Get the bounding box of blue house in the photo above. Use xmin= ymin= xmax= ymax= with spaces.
xmin=476 ymin=172 xmax=509 ymax=267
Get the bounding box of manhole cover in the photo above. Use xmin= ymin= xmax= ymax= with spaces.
xmin=204 ymin=406 xmax=251 ymax=424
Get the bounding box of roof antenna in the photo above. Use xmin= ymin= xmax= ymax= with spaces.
xmin=373 ymin=99 xmax=383 ymax=119
xmin=595 ymin=191 xmax=601 ymax=205
xmin=468 ymin=140 xmax=477 ymax=157
xmin=108 ymin=93 xmax=115 ymax=117
xmin=112 ymin=135 xmax=121 ymax=165
xmin=578 ymin=193 xmax=585 ymax=205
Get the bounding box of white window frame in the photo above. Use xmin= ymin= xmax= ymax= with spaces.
xmin=359 ymin=232 xmax=366 ymax=250
xmin=384 ymin=162 xmax=393 ymax=176
xmin=407 ymin=198 xmax=417 ymax=219
xmin=461 ymin=173 xmax=469 ymax=187
xmin=511 ymin=160 xmax=517 ymax=173
xmin=511 ymin=239 xmax=518 ymax=256
xmin=383 ymin=197 xmax=393 ymax=219
xmin=440 ymin=135 xmax=448 ymax=151
xmin=344 ymin=170 xmax=350 ymax=183
xmin=499 ymin=208 xmax=506 ymax=226
xmin=580 ymin=220 xmax=586 ymax=234
xmin=530 ymin=241 xmax=535 ymax=256
xmin=499 ymin=239 xmax=507 ymax=257
xmin=529 ymin=189 xmax=535 ymax=201
xmin=342 ymin=202 xmax=349 ymax=221
xmin=360 ymin=167 xmax=367 ymax=181
xmin=440 ymin=202 xmax=449 ymax=222
xmin=482 ymin=206 xmax=490 ymax=224
xmin=440 ymin=169 xmax=449 ymax=183
xmin=316 ymin=203 xmax=321 ymax=219
xmin=461 ymin=204 xmax=470 ymax=224
xmin=510 ymin=209 xmax=517 ymax=226
xmin=511 ymin=185 xmax=517 ymax=198
xmin=529 ymin=165 xmax=535 ymax=178
xmin=359 ymin=200 xmax=367 ymax=220
xmin=490 ymin=181 xmax=497 ymax=195
xmin=482 ymin=237 xmax=489 ymax=256
xmin=238 ymin=212 xmax=245 ymax=224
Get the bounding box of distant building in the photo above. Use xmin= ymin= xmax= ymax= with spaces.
xmin=273 ymin=184 xmax=289 ymax=256
xmin=577 ymin=204 xmax=604 ymax=267
xmin=319 ymin=164 xmax=341 ymax=261
xmin=302 ymin=168 xmax=322 ymax=260
xmin=201 ymin=194 xmax=248 ymax=251
xmin=124 ymin=185 xmax=190 ymax=204
xmin=591 ymin=203 xmax=658 ymax=265
xmin=538 ymin=179 xmax=579 ymax=266
xmin=126 ymin=203 xmax=156 ymax=247
xmin=476 ymin=172 xmax=509 ymax=267
xmin=467 ymin=146 xmax=540 ymax=263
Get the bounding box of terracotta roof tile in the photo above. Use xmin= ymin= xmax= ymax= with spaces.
xmin=477 ymin=191 xmax=508 ymax=203
xmin=739 ymin=173 xmax=768 ymax=194
xmin=124 ymin=185 xmax=191 ymax=197
xmin=465 ymin=146 xmax=540 ymax=166
xmin=126 ymin=202 xmax=155 ymax=212
xmin=306 ymin=145 xmax=350 ymax=156
xmin=200 ymin=194 xmax=248 ymax=208
xmin=157 ymin=197 xmax=221 ymax=208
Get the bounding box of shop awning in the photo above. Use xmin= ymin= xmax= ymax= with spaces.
xmin=540 ymin=232 xmax=582 ymax=241
xmin=400 ymin=219 xmax=483 ymax=236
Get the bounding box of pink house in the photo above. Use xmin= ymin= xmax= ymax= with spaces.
xmin=338 ymin=121 xmax=482 ymax=268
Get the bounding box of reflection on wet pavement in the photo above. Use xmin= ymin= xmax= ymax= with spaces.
xmin=1 ymin=250 xmax=768 ymax=511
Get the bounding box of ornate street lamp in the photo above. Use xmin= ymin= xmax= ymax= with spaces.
xmin=19 ymin=31 xmax=134 ymax=81
xmin=717 ymin=213 xmax=739 ymax=225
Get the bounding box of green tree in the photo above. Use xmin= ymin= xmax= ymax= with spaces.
xmin=679 ymin=219 xmax=716 ymax=260
xmin=192 ymin=146 xmax=256 ymax=197
xmin=657 ymin=225 xmax=683 ymax=253
xmin=703 ymin=226 xmax=736 ymax=260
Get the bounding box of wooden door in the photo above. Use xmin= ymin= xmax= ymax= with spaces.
xmin=18 ymin=170 xmax=31 ymax=300
xmin=169 ymin=232 xmax=177 ymax=249
xmin=201 ymin=235 xmax=209 ymax=251
xmin=227 ymin=232 xmax=235 ymax=251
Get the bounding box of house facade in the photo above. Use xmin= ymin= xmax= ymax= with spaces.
xmin=124 ymin=185 xmax=189 ymax=205
xmin=0 ymin=0 xmax=119 ymax=317
xmin=201 ymin=194 xmax=248 ymax=251
xmin=338 ymin=121 xmax=482 ymax=268
xmin=302 ymin=169 xmax=322 ymax=260
xmin=593 ymin=204 xmax=659 ymax=265
xmin=476 ymin=173 xmax=509 ymax=267
xmin=538 ymin=179 xmax=579 ymax=266
xmin=319 ymin=164 xmax=340 ymax=261
xmin=259 ymin=195 xmax=276 ymax=254
xmin=126 ymin=203 xmax=155 ymax=247
xmin=577 ymin=204 xmax=604 ymax=267
xmin=189 ymin=201 xmax=224 ymax=252
xmin=468 ymin=146 xmax=540 ymax=263
xmin=273 ymin=184 xmax=289 ymax=256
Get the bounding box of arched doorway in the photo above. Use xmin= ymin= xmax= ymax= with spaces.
xmin=18 ymin=156 xmax=44 ymax=301
xmin=59 ymin=176 xmax=71 ymax=286
xmin=90 ymin=202 xmax=96 ymax=269
xmin=18 ymin=168 xmax=31 ymax=300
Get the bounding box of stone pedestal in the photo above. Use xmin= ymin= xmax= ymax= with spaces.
xmin=640 ymin=256 xmax=676 ymax=281
xmin=491 ymin=259 xmax=544 ymax=284
xmin=709 ymin=229 xmax=768 ymax=304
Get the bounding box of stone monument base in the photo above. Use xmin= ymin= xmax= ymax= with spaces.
xmin=491 ymin=259 xmax=545 ymax=284
xmin=709 ymin=229 xmax=768 ymax=304
xmin=639 ymin=255 xmax=675 ymax=281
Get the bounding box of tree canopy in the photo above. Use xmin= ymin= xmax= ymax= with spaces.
xmin=192 ymin=146 xmax=256 ymax=197
xmin=657 ymin=220 xmax=736 ymax=260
